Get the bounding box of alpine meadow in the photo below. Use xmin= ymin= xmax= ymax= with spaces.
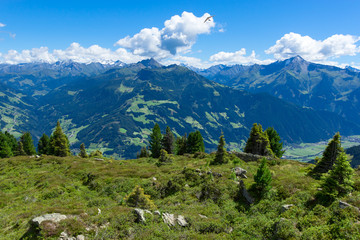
xmin=1 ymin=1 xmax=360 ymax=239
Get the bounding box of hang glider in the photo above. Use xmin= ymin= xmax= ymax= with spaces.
xmin=204 ymin=15 xmax=214 ymax=23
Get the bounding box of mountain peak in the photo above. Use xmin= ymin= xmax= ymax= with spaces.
xmin=138 ymin=58 xmax=162 ymax=68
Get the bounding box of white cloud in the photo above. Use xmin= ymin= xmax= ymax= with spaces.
xmin=266 ymin=32 xmax=360 ymax=62
xmin=115 ymin=11 xmax=215 ymax=59
xmin=0 ymin=23 xmax=5 ymax=28
xmin=209 ymin=49 xmax=274 ymax=65
xmin=161 ymin=55 xmax=213 ymax=69
xmin=0 ymin=43 xmax=143 ymax=64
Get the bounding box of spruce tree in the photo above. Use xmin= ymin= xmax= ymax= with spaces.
xmin=20 ymin=132 xmax=36 ymax=155
xmin=4 ymin=131 xmax=18 ymax=155
xmin=49 ymin=121 xmax=71 ymax=157
xmin=138 ymin=146 xmax=149 ymax=158
xmin=162 ymin=126 xmax=175 ymax=154
xmin=244 ymin=123 xmax=273 ymax=156
xmin=213 ymin=132 xmax=227 ymax=165
xmin=0 ymin=133 xmax=13 ymax=158
xmin=38 ymin=133 xmax=50 ymax=155
xmin=254 ymin=158 xmax=272 ymax=195
xmin=79 ymin=143 xmax=88 ymax=158
xmin=17 ymin=141 xmax=26 ymax=156
xmin=265 ymin=127 xmax=285 ymax=158
xmin=311 ymin=132 xmax=343 ymax=177
xmin=187 ymin=130 xmax=205 ymax=154
xmin=319 ymin=152 xmax=354 ymax=201
xmin=149 ymin=123 xmax=162 ymax=158
xmin=175 ymin=134 xmax=187 ymax=155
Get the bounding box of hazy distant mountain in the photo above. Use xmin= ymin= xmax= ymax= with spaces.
xmin=196 ymin=56 xmax=360 ymax=125
xmin=0 ymin=59 xmax=359 ymax=158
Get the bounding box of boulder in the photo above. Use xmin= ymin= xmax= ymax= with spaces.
xmin=233 ymin=167 xmax=248 ymax=178
xmin=31 ymin=213 xmax=67 ymax=226
xmin=281 ymin=204 xmax=294 ymax=213
xmin=176 ymin=215 xmax=188 ymax=227
xmin=162 ymin=213 xmax=176 ymax=226
xmin=339 ymin=200 xmax=359 ymax=211
xmin=133 ymin=208 xmax=153 ymax=223
xmin=239 ymin=180 xmax=254 ymax=204
xmin=198 ymin=214 xmax=208 ymax=219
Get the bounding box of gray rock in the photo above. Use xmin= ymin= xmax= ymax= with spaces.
xmin=233 ymin=167 xmax=248 ymax=178
xmin=177 ymin=215 xmax=188 ymax=227
xmin=32 ymin=213 xmax=67 ymax=226
xmin=152 ymin=177 xmax=157 ymax=181
xmin=133 ymin=208 xmax=152 ymax=223
xmin=225 ymin=227 xmax=233 ymax=233
xmin=239 ymin=180 xmax=254 ymax=204
xmin=281 ymin=204 xmax=294 ymax=212
xmin=76 ymin=235 xmax=85 ymax=240
xmin=59 ymin=231 xmax=68 ymax=239
xmin=198 ymin=214 xmax=208 ymax=219
xmin=94 ymin=158 xmax=104 ymax=161
xmin=339 ymin=200 xmax=359 ymax=211
xmin=162 ymin=213 xmax=176 ymax=226
xmin=154 ymin=210 xmax=161 ymax=216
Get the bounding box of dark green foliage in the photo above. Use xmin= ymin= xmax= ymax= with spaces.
xmin=265 ymin=127 xmax=285 ymax=158
xmin=253 ymin=158 xmax=272 ymax=195
xmin=318 ymin=152 xmax=354 ymax=202
xmin=4 ymin=131 xmax=18 ymax=155
xmin=79 ymin=143 xmax=88 ymax=158
xmin=244 ymin=123 xmax=273 ymax=156
xmin=158 ymin=149 xmax=170 ymax=163
xmin=149 ymin=123 xmax=162 ymax=158
xmin=49 ymin=121 xmax=71 ymax=157
xmin=162 ymin=126 xmax=174 ymax=154
xmin=89 ymin=150 xmax=102 ymax=158
xmin=38 ymin=133 xmax=50 ymax=155
xmin=175 ymin=134 xmax=187 ymax=155
xmin=212 ymin=132 xmax=227 ymax=165
xmin=17 ymin=141 xmax=26 ymax=156
xmin=137 ymin=146 xmax=149 ymax=158
xmin=187 ymin=130 xmax=205 ymax=154
xmin=311 ymin=132 xmax=343 ymax=177
xmin=0 ymin=133 xmax=13 ymax=158
xmin=346 ymin=145 xmax=360 ymax=168
xmin=124 ymin=185 xmax=156 ymax=210
xmin=20 ymin=132 xmax=36 ymax=155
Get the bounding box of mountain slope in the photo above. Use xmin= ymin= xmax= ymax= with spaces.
xmin=197 ymin=56 xmax=360 ymax=125
xmin=34 ymin=63 xmax=360 ymax=158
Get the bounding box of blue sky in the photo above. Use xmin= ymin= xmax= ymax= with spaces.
xmin=0 ymin=0 xmax=359 ymax=68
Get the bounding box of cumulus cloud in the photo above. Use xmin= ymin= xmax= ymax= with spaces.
xmin=0 ymin=43 xmax=144 ymax=64
xmin=266 ymin=32 xmax=360 ymax=62
xmin=161 ymin=55 xmax=213 ymax=69
xmin=115 ymin=11 xmax=215 ymax=59
xmin=209 ymin=49 xmax=274 ymax=65
xmin=0 ymin=23 xmax=5 ymax=28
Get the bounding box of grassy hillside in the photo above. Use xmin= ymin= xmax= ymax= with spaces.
xmin=1 ymin=154 xmax=360 ymax=239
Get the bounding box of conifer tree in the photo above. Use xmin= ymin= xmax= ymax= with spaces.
xmin=265 ymin=127 xmax=285 ymax=158
xmin=162 ymin=126 xmax=175 ymax=154
xmin=187 ymin=130 xmax=205 ymax=154
xmin=37 ymin=133 xmax=50 ymax=155
xmin=124 ymin=185 xmax=156 ymax=210
xmin=319 ymin=152 xmax=354 ymax=201
xmin=254 ymin=158 xmax=272 ymax=194
xmin=79 ymin=143 xmax=88 ymax=158
xmin=213 ymin=132 xmax=227 ymax=164
xmin=17 ymin=141 xmax=26 ymax=156
xmin=4 ymin=131 xmax=18 ymax=155
xmin=49 ymin=121 xmax=71 ymax=157
xmin=149 ymin=123 xmax=162 ymax=158
xmin=175 ymin=134 xmax=187 ymax=155
xmin=311 ymin=132 xmax=343 ymax=176
xmin=244 ymin=123 xmax=273 ymax=156
xmin=138 ymin=146 xmax=149 ymax=158
xmin=0 ymin=133 xmax=13 ymax=158
xmin=20 ymin=132 xmax=36 ymax=155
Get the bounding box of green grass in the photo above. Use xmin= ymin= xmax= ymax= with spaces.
xmin=1 ymin=154 xmax=360 ymax=239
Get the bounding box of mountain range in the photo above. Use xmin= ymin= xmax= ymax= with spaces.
xmin=196 ymin=56 xmax=360 ymax=125
xmin=0 ymin=57 xmax=359 ymax=158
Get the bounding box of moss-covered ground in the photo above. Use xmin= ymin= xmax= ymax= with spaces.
xmin=1 ymin=154 xmax=360 ymax=239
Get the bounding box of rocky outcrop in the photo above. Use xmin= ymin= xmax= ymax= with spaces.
xmin=31 ymin=213 xmax=68 ymax=226
xmin=133 ymin=209 xmax=188 ymax=227
xmin=281 ymin=204 xmax=294 ymax=213
xmin=239 ymin=180 xmax=254 ymax=204
xmin=231 ymin=152 xmax=274 ymax=162
xmin=233 ymin=167 xmax=248 ymax=178
xmin=339 ymin=200 xmax=359 ymax=211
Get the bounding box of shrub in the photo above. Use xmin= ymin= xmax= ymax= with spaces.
xmin=124 ymin=185 xmax=156 ymax=210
